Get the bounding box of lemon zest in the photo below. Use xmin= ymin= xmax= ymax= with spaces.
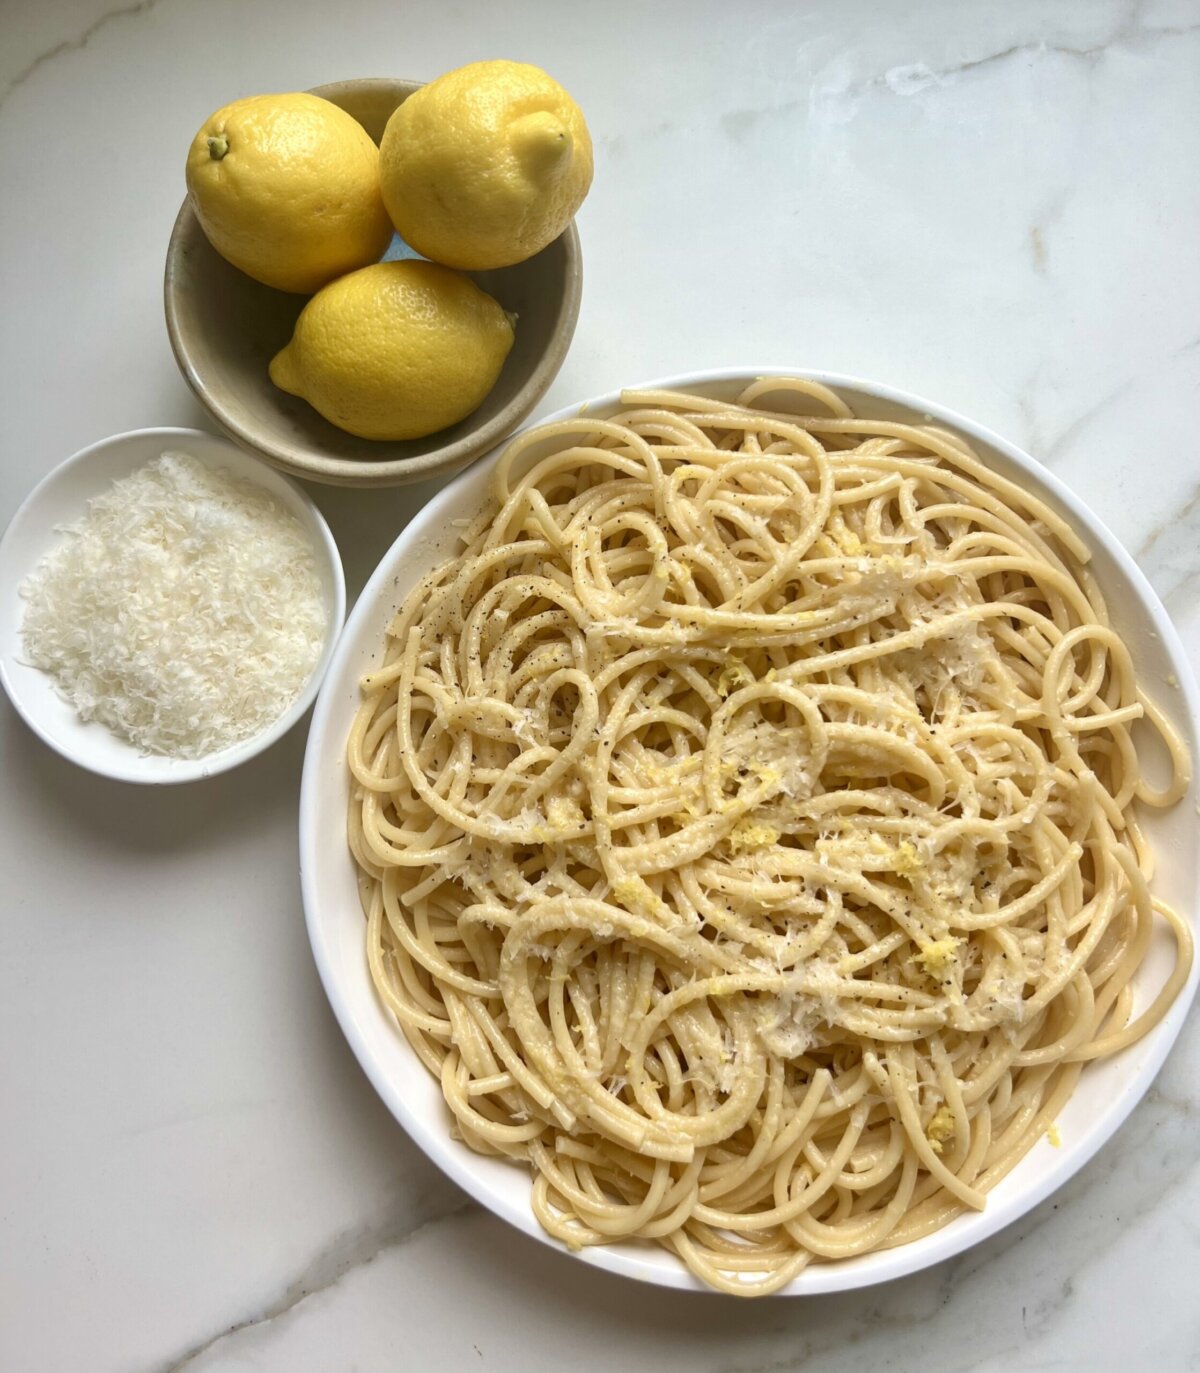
xmin=926 ymin=1105 xmax=956 ymax=1154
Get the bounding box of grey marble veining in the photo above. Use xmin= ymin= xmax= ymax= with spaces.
xmin=0 ymin=1 xmax=1197 ymax=1369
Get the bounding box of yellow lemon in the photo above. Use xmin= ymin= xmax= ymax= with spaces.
xmin=380 ymin=60 xmax=592 ymax=270
xmin=268 ymin=260 xmax=515 ymax=440
xmin=186 ymin=93 xmax=393 ymax=293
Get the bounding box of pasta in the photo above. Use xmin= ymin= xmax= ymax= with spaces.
xmin=347 ymin=377 xmax=1192 ymax=1295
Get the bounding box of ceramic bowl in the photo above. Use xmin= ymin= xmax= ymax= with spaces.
xmin=299 ymin=369 xmax=1199 ymax=1293
xmin=0 ymin=427 xmax=345 ymax=784
xmin=164 ymin=78 xmax=583 ymax=488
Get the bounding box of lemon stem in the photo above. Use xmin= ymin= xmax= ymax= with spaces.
xmin=207 ymin=134 xmax=229 ymax=161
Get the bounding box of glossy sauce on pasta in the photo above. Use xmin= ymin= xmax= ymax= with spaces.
xmin=348 ymin=379 xmax=1191 ymax=1294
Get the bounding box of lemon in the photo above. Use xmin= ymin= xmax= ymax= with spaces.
xmin=379 ymin=60 xmax=592 ymax=270
xmin=268 ymin=260 xmax=515 ymax=440
xmin=186 ymin=93 xmax=393 ymax=294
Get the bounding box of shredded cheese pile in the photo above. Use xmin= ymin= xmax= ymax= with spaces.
xmin=21 ymin=452 xmax=327 ymax=758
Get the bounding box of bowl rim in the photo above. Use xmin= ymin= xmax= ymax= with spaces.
xmin=0 ymin=425 xmax=346 ymax=785
xmin=164 ymin=76 xmax=583 ymax=488
xmin=299 ymin=366 xmax=1200 ymax=1293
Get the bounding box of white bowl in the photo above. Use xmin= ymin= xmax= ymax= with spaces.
xmin=299 ymin=369 xmax=1200 ymax=1294
xmin=0 ymin=427 xmax=345 ymax=784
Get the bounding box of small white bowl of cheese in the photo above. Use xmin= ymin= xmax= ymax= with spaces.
xmin=0 ymin=428 xmax=345 ymax=784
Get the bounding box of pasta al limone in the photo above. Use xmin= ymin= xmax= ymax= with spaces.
xmin=348 ymin=378 xmax=1191 ymax=1295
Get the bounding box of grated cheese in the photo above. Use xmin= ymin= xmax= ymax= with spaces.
xmin=20 ymin=452 xmax=327 ymax=758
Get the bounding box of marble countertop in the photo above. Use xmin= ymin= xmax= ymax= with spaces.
xmin=2 ymin=1 xmax=1199 ymax=1368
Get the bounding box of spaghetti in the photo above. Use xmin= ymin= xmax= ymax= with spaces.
xmin=347 ymin=378 xmax=1192 ymax=1294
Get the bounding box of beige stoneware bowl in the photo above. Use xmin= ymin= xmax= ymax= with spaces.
xmin=164 ymin=78 xmax=583 ymax=488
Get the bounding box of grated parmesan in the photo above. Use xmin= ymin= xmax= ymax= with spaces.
xmin=20 ymin=452 xmax=327 ymax=758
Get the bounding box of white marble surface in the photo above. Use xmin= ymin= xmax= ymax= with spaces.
xmin=2 ymin=0 xmax=1199 ymax=1368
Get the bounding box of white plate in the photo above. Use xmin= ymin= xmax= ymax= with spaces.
xmin=299 ymin=369 xmax=1199 ymax=1294
xmin=0 ymin=427 xmax=346 ymax=784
